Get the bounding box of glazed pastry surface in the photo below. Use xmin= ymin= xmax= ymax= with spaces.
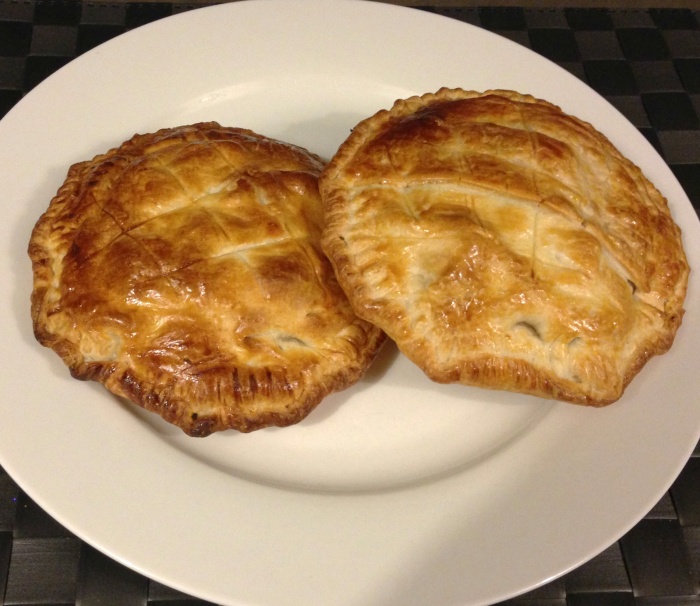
xmin=321 ymin=88 xmax=689 ymax=405
xmin=30 ymin=123 xmax=384 ymax=435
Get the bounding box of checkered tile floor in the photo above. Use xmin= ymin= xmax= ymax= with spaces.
xmin=1 ymin=2 xmax=699 ymax=604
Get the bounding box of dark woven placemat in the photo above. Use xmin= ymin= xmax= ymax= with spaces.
xmin=1 ymin=2 xmax=700 ymax=604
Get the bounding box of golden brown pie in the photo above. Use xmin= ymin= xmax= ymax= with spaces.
xmin=321 ymin=88 xmax=689 ymax=406
xmin=29 ymin=122 xmax=384 ymax=436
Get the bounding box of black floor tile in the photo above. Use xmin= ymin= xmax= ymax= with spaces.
xmin=575 ymin=30 xmax=624 ymax=60
xmin=672 ymin=457 xmax=700 ymax=526
xmin=524 ymin=8 xmax=568 ymax=30
xmin=0 ymin=470 xmax=20 ymax=532
xmin=567 ymin=593 xmax=636 ymax=606
xmin=29 ymin=23 xmax=77 ymax=56
xmin=633 ymin=60 xmax=685 ymax=93
xmin=646 ymin=492 xmax=681 ymax=520
xmin=0 ymin=0 xmax=35 ymax=23
xmin=478 ymin=6 xmax=526 ymax=31
xmin=0 ymin=532 xmax=11 ymax=604
xmin=75 ymin=543 xmax=149 ymax=604
xmin=565 ymin=8 xmax=614 ymax=31
xmin=79 ymin=1 xmax=126 ymax=26
xmin=555 ymin=61 xmax=585 ymax=82
xmin=33 ymin=0 xmax=80 ymax=25
xmin=4 ymin=537 xmax=81 ymax=605
xmin=618 ymin=27 xmax=670 ymax=60
xmin=670 ymin=163 xmax=700 ymax=210
xmin=639 ymin=127 xmax=663 ymax=157
xmin=0 ymin=56 xmax=25 ymax=88
xmin=664 ymin=30 xmax=700 ymax=60
xmin=0 ymin=21 xmax=33 ymax=57
xmin=77 ymin=23 xmax=126 ymax=55
xmin=23 ymin=53 xmax=71 ymax=89
xmin=606 ymin=95 xmax=650 ymax=128
xmin=124 ymin=2 xmax=173 ymax=29
xmin=564 ymin=543 xmax=631 ymax=593
xmin=653 ymin=129 xmax=700 ymax=165
xmin=0 ymin=89 xmax=21 ymax=119
xmin=685 ymin=525 xmax=700 ymax=586
xmin=620 ymin=518 xmax=699 ymax=597
xmin=643 ymin=92 xmax=700 ymax=130
xmin=529 ymin=27 xmax=580 ymax=62
xmin=13 ymin=492 xmax=75 ymax=539
xmin=675 ymin=58 xmax=700 ymax=92
xmin=636 ymin=598 xmax=700 ymax=605
xmin=584 ymin=60 xmax=636 ymax=95
xmin=650 ymin=9 xmax=699 ymax=31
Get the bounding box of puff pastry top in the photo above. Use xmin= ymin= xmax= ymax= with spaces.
xmin=321 ymin=89 xmax=689 ymax=405
xmin=29 ymin=123 xmax=384 ymax=435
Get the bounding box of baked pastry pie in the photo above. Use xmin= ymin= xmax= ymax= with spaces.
xmin=29 ymin=123 xmax=384 ymax=436
xmin=321 ymin=88 xmax=689 ymax=406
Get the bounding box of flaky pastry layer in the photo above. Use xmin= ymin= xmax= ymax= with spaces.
xmin=321 ymin=88 xmax=689 ymax=405
xmin=29 ymin=123 xmax=384 ymax=435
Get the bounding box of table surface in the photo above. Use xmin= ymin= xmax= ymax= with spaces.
xmin=2 ymin=1 xmax=700 ymax=605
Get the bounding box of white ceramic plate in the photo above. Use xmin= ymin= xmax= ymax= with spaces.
xmin=1 ymin=1 xmax=699 ymax=604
